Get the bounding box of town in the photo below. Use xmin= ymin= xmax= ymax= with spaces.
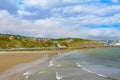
xmin=99 ymin=40 xmax=120 ymax=46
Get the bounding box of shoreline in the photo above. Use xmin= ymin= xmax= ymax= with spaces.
xmin=0 ymin=46 xmax=119 ymax=74
xmin=0 ymin=50 xmax=69 ymax=75
xmin=0 ymin=55 xmax=50 ymax=80
xmin=0 ymin=47 xmax=119 ymax=80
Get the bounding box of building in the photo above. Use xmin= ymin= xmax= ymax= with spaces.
xmin=98 ymin=40 xmax=120 ymax=46
xmin=1 ymin=35 xmax=14 ymax=40
xmin=115 ymin=43 xmax=120 ymax=46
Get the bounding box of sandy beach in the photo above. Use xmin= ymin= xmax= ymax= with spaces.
xmin=0 ymin=50 xmax=65 ymax=74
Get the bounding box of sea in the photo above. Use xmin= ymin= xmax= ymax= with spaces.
xmin=1 ymin=48 xmax=120 ymax=80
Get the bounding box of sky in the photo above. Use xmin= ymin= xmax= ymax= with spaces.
xmin=0 ymin=0 xmax=120 ymax=40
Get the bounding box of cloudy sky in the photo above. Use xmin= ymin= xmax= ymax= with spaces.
xmin=0 ymin=0 xmax=120 ymax=39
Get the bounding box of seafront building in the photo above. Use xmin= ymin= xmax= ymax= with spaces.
xmin=99 ymin=40 xmax=120 ymax=46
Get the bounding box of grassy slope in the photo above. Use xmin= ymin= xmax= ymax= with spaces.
xmin=0 ymin=34 xmax=101 ymax=49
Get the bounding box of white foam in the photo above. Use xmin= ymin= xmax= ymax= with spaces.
xmin=76 ymin=63 xmax=108 ymax=78
xmin=23 ymin=71 xmax=31 ymax=80
xmin=48 ymin=61 xmax=54 ymax=67
xmin=23 ymin=71 xmax=31 ymax=76
xmin=25 ymin=75 xmax=29 ymax=80
xmin=57 ymin=64 xmax=61 ymax=67
xmin=56 ymin=72 xmax=63 ymax=80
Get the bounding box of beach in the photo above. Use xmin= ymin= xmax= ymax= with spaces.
xmin=0 ymin=48 xmax=119 ymax=80
xmin=0 ymin=50 xmax=65 ymax=74
xmin=0 ymin=50 xmax=68 ymax=80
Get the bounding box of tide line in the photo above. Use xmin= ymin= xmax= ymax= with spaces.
xmin=76 ymin=62 xmax=108 ymax=78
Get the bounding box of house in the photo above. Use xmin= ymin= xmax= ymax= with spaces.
xmin=8 ymin=36 xmax=14 ymax=40
xmin=3 ymin=35 xmax=14 ymax=40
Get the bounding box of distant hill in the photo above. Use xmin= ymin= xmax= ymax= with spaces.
xmin=0 ymin=34 xmax=102 ymax=49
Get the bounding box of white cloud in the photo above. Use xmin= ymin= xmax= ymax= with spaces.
xmin=81 ymin=28 xmax=120 ymax=40
xmin=0 ymin=10 xmax=120 ymax=39
xmin=51 ymin=5 xmax=120 ymax=16
xmin=62 ymin=0 xmax=90 ymax=3
xmin=78 ymin=13 xmax=120 ymax=25
xmin=0 ymin=10 xmax=68 ymax=38
xmin=17 ymin=10 xmax=36 ymax=16
xmin=85 ymin=28 xmax=116 ymax=37
xmin=0 ymin=10 xmax=12 ymax=18
xmin=23 ymin=0 xmax=99 ymax=9
xmin=24 ymin=0 xmax=60 ymax=9
xmin=50 ymin=13 xmax=120 ymax=26
xmin=0 ymin=10 xmax=37 ymax=34
xmin=1 ymin=0 xmax=120 ymax=40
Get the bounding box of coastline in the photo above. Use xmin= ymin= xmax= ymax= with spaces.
xmin=0 ymin=48 xmax=119 ymax=80
xmin=0 ymin=50 xmax=68 ymax=74
xmin=0 ymin=46 xmax=119 ymax=74
xmin=0 ymin=55 xmax=50 ymax=80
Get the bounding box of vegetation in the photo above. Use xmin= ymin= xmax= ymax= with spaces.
xmin=0 ymin=34 xmax=102 ymax=49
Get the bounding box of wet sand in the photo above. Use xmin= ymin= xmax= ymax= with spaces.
xmin=0 ymin=50 xmax=63 ymax=74
xmin=0 ymin=54 xmax=41 ymax=74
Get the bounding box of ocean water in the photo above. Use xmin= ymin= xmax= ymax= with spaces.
xmin=1 ymin=48 xmax=120 ymax=80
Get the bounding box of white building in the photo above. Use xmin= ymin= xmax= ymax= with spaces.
xmin=115 ymin=43 xmax=120 ymax=46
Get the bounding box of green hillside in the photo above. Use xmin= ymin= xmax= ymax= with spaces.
xmin=0 ymin=34 xmax=101 ymax=49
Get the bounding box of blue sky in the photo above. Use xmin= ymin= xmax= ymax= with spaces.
xmin=0 ymin=0 xmax=120 ymax=39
